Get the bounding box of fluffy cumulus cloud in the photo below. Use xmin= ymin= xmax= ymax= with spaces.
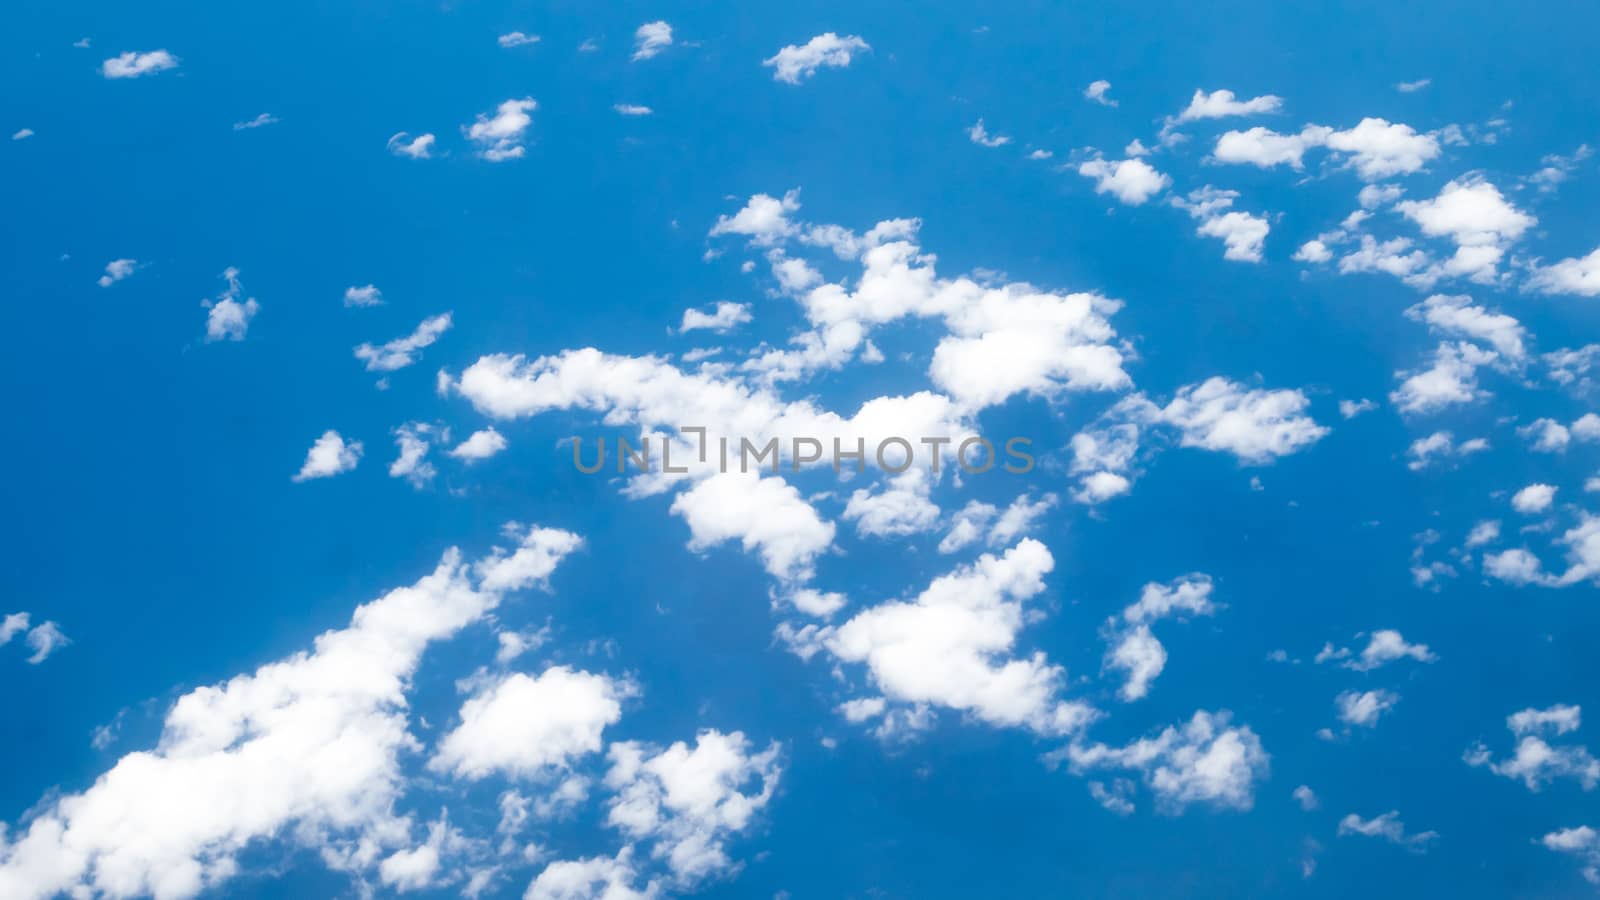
xmin=1176 ymin=88 xmax=1283 ymax=122
xmin=1083 ymin=80 xmax=1116 ymax=106
xmin=1530 ymin=246 xmax=1600 ymax=297
xmin=389 ymin=422 xmax=438 ymax=487
xmin=1466 ymin=704 xmax=1600 ymax=791
xmin=450 ymin=427 xmax=508 ymax=462
xmin=1078 ymin=157 xmax=1171 ymax=206
xmin=1104 ymin=575 xmax=1218 ymax=702
xmin=1173 ymin=188 xmax=1270 ymax=262
xmin=1213 ymin=118 xmax=1439 ymax=180
xmin=1061 ymin=711 xmax=1269 ymax=813
xmin=1396 ymin=178 xmax=1534 ymax=282
xmin=202 ymin=267 xmax=260 ymax=342
xmin=815 ymin=540 xmax=1095 ymax=737
xmin=430 ymin=667 xmax=630 ymax=781
xmin=1405 ymin=431 xmax=1489 ymax=470
xmin=1335 ymin=689 xmax=1400 ymax=727
xmin=0 ymin=528 xmax=582 ymax=899
xmin=679 ymin=301 xmax=751 ymax=334
xmin=98 ymin=258 xmax=137 ymax=287
xmin=344 ymin=284 xmax=383 ymax=307
xmin=102 ymin=49 xmax=178 ymax=78
xmin=1158 ymin=378 xmax=1328 ymax=463
xmin=1390 ymin=341 xmax=1498 ymax=414
xmin=1404 ymin=294 xmax=1526 ymax=359
xmin=293 ymin=430 xmax=363 ymax=482
xmin=673 ymin=473 xmax=835 ymax=581
xmin=631 ymin=21 xmax=673 ymax=61
xmin=763 ymin=33 xmax=870 ymax=84
xmin=465 ymin=98 xmax=536 ymax=162
xmin=1331 ymin=630 xmax=1437 ymax=671
xmin=602 ymin=730 xmax=781 ymax=885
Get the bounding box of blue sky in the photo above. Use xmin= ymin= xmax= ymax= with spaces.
xmin=4 ymin=2 xmax=1600 ymax=898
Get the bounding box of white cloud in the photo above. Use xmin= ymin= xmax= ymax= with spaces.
xmin=1106 ymin=625 xmax=1166 ymax=702
xmin=0 ymin=533 xmax=580 ymax=899
xmin=389 ymin=422 xmax=437 ymax=488
xmin=1293 ymin=785 xmax=1319 ymax=811
xmin=1542 ymin=826 xmax=1600 ymax=886
xmin=1359 ymin=183 xmax=1405 ymax=208
xmin=672 ymin=473 xmax=835 ymax=582
xmin=1396 ymin=78 xmax=1432 ymax=92
xmin=1342 ymin=630 xmax=1436 ymax=671
xmin=613 ymin=104 xmax=653 ymax=117
xmin=450 ymin=428 xmax=508 ymax=462
xmin=1293 ymin=240 xmax=1332 ymax=263
xmin=344 ymin=284 xmax=383 ymax=307
xmin=21 ymin=621 xmax=70 ymax=664
xmin=355 ymin=313 xmax=453 ymax=372
xmin=1213 ymin=118 xmax=1439 ymax=180
xmin=1338 ymin=811 xmax=1438 ymax=851
xmin=1405 ymin=431 xmax=1489 ymax=470
xmin=1173 ymin=188 xmax=1269 ymax=262
xmin=1404 ymin=294 xmax=1526 ymax=360
xmin=497 ymin=31 xmax=540 ymax=48
xmin=1339 ymin=398 xmax=1377 ymax=418
xmin=821 ymin=540 xmax=1095 ymax=736
xmin=387 ymin=132 xmax=436 ymax=159
xmin=1103 ymin=575 xmax=1216 ymax=702
xmin=11 ymin=128 xmax=34 ymax=141
xmin=1177 ymin=88 xmax=1283 ymax=122
xmin=465 ymin=98 xmax=536 ymax=162
xmin=1390 ymin=341 xmax=1497 ymax=414
xmin=989 ymin=493 xmax=1056 ymax=546
xmin=232 ymin=113 xmax=278 ymax=131
xmin=1213 ymin=126 xmax=1328 ymax=169
xmin=1083 ymin=80 xmax=1116 ymax=106
xmin=708 ymin=190 xmax=799 ymax=245
xmin=631 ymin=21 xmax=673 ymax=61
xmin=202 ymin=267 xmax=260 ymax=343
xmin=1324 ymin=118 xmax=1441 ymax=180
xmin=1466 ymin=519 xmax=1502 ymax=548
xmin=97 ymin=258 xmax=137 ymax=287
xmin=1510 ymin=704 xmax=1583 ymax=737
xmin=430 ymin=668 xmax=629 ymax=781
xmin=102 ymin=49 xmax=178 ymax=79
xmin=763 ymin=33 xmax=870 ymax=84
xmin=1061 ymin=710 xmax=1269 ymax=812
xmin=679 ymin=301 xmax=751 ymax=334
xmin=1335 ymin=689 xmax=1399 ymax=727
xmin=967 ymin=119 xmax=1011 ymax=148
xmin=293 ymin=430 xmax=363 ymax=482
xmin=1467 ymin=704 xmax=1600 ymax=791
xmin=1077 ymin=158 xmax=1170 ymax=206
xmin=1512 ymin=483 xmax=1556 ymax=514
xmin=0 ymin=613 xmax=27 ymax=647
xmin=1529 ymin=246 xmax=1600 ymax=297
xmin=526 ymin=851 xmax=654 ymax=900
xmin=1519 ymin=418 xmax=1571 ymax=453
xmin=604 ymin=730 xmax=780 ymax=885
xmin=842 ymin=470 xmax=940 ymax=538
xmin=1159 ymin=377 xmax=1328 ymax=463
xmin=1396 ymin=179 xmax=1534 ymax=282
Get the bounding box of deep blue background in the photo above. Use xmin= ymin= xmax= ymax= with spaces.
xmin=4 ymin=1 xmax=1600 ymax=896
